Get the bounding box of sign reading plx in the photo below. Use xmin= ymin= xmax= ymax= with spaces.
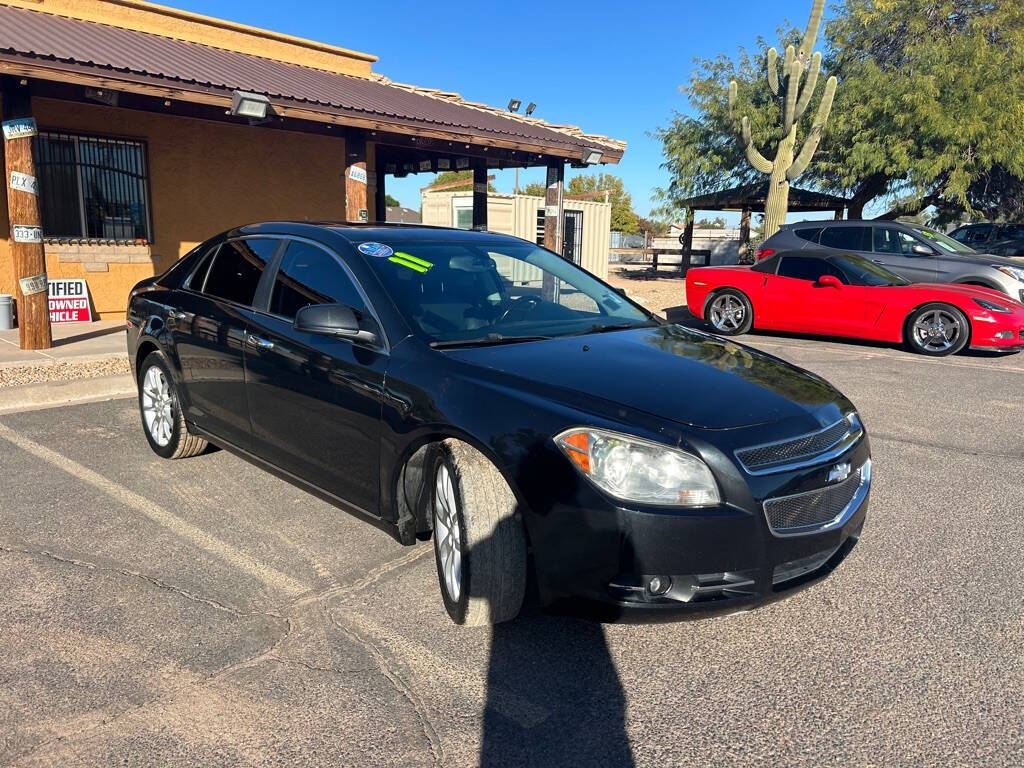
xmin=48 ymin=279 xmax=93 ymax=324
xmin=9 ymin=171 xmax=38 ymax=195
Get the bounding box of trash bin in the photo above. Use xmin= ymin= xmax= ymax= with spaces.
xmin=0 ymin=294 xmax=12 ymax=331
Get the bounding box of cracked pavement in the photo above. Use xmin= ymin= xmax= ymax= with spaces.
xmin=1 ymin=330 xmax=1023 ymax=766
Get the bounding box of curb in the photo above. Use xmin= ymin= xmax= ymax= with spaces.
xmin=0 ymin=374 xmax=135 ymax=414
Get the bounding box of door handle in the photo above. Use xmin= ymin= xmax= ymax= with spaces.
xmin=871 ymin=259 xmax=884 ymax=264
xmin=246 ymin=333 xmax=274 ymax=351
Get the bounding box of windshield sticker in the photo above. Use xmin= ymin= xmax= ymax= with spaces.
xmin=389 ymin=251 xmax=433 ymax=273
xmin=357 ymin=241 xmax=394 ymax=258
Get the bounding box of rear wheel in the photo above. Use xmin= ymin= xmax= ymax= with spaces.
xmin=138 ymin=351 xmax=208 ymax=459
xmin=704 ymin=289 xmax=753 ymax=335
xmin=430 ymin=440 xmax=526 ymax=626
xmin=905 ymin=304 xmax=970 ymax=356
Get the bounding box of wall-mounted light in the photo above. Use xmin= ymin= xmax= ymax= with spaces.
xmin=507 ymin=98 xmax=521 ymax=113
xmin=230 ymin=90 xmax=271 ymax=119
xmin=525 ymin=102 xmax=536 ymax=116
xmin=581 ymin=148 xmax=604 ymax=165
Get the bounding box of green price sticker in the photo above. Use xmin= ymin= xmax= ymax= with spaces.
xmin=389 ymin=251 xmax=433 ymax=273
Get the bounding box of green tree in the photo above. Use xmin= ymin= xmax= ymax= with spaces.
xmin=636 ymin=216 xmax=671 ymax=238
xmin=656 ymin=0 xmax=1024 ymax=222
xmin=519 ymin=181 xmax=547 ymax=197
xmin=696 ymin=216 xmax=727 ymax=229
xmin=384 ymin=193 xmax=401 ymax=208
xmin=427 ymin=170 xmax=496 ymax=192
xmin=567 ymin=173 xmax=639 ymax=234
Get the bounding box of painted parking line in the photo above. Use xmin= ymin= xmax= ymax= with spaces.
xmin=0 ymin=422 xmax=308 ymax=597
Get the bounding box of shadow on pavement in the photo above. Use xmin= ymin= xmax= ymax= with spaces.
xmin=480 ymin=603 xmax=634 ymax=768
xmin=51 ymin=323 xmax=126 ymax=347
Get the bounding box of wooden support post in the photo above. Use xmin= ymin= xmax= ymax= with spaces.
xmin=738 ymin=206 xmax=751 ymax=264
xmin=344 ymin=130 xmax=368 ymax=223
xmin=2 ymin=77 xmax=51 ymax=350
xmin=834 ymin=207 xmax=844 ymax=220
xmin=542 ymin=162 xmax=564 ymax=300
xmin=372 ymin=146 xmax=386 ymax=223
xmin=681 ymin=207 xmax=695 ymax=273
xmin=472 ymin=160 xmax=488 ymax=230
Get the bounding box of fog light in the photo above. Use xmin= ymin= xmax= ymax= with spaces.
xmin=996 ymin=330 xmax=1013 ymax=339
xmin=647 ymin=576 xmax=672 ymax=596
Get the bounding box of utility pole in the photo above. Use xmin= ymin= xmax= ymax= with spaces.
xmin=2 ymin=76 xmax=51 ymax=350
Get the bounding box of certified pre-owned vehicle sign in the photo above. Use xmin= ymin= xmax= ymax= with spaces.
xmin=126 ymin=222 xmax=870 ymax=627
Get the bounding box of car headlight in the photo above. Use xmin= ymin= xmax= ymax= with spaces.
xmin=993 ymin=265 xmax=1024 ymax=283
xmin=973 ymin=297 xmax=1012 ymax=313
xmin=554 ymin=427 xmax=720 ymax=507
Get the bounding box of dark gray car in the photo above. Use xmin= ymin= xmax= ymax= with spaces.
xmin=758 ymin=220 xmax=1024 ymax=301
xmin=949 ymin=222 xmax=1024 ymax=258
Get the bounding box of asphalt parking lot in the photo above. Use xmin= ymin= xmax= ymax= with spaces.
xmin=2 ymin=330 xmax=1023 ymax=767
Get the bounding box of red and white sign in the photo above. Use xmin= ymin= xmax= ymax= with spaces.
xmin=48 ymin=279 xmax=92 ymax=324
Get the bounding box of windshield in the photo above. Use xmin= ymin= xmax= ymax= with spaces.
xmin=356 ymin=237 xmax=653 ymax=344
xmin=829 ymin=254 xmax=910 ymax=286
xmin=912 ymin=226 xmax=976 ymax=254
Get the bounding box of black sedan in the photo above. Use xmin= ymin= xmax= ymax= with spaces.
xmin=127 ymin=223 xmax=870 ymax=625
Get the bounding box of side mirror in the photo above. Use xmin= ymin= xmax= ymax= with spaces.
xmin=294 ymin=303 xmax=378 ymax=345
xmin=816 ymin=274 xmax=842 ymax=288
xmin=910 ymin=244 xmax=934 ymax=256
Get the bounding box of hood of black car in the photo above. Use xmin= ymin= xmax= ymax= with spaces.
xmin=444 ymin=324 xmax=847 ymax=430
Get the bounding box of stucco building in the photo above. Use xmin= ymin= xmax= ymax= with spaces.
xmin=0 ymin=0 xmax=623 ymax=333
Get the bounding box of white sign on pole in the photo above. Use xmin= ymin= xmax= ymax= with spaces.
xmin=19 ymin=273 xmax=47 ymax=296
xmin=347 ymin=166 xmax=367 ymax=185
xmin=2 ymin=118 xmax=37 ymax=140
xmin=12 ymin=225 xmax=42 ymax=243
xmin=9 ymin=171 xmax=38 ymax=195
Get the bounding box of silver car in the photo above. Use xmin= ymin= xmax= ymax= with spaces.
xmin=758 ymin=220 xmax=1024 ymax=301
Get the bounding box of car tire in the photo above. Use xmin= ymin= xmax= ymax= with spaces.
xmin=704 ymin=289 xmax=754 ymax=336
xmin=904 ymin=303 xmax=970 ymax=357
xmin=430 ymin=439 xmax=527 ymax=626
xmin=138 ymin=350 xmax=208 ymax=459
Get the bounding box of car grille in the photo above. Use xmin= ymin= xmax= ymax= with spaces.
xmin=736 ymin=415 xmax=860 ymax=474
xmin=763 ymin=461 xmax=870 ymax=536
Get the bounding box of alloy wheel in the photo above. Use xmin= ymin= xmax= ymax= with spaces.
xmin=141 ymin=365 xmax=174 ymax=447
xmin=709 ymin=294 xmax=745 ymax=332
xmin=912 ymin=309 xmax=961 ymax=352
xmin=434 ymin=463 xmax=463 ymax=602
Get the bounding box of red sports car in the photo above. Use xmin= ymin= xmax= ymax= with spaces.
xmin=686 ymin=251 xmax=1024 ymax=356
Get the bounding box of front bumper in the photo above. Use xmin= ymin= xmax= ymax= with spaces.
xmin=527 ymin=435 xmax=870 ymax=621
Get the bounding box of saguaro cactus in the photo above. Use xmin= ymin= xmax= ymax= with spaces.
xmin=729 ymin=0 xmax=837 ymax=238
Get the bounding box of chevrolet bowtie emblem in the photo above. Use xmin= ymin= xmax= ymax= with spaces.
xmin=828 ymin=462 xmax=851 ymax=483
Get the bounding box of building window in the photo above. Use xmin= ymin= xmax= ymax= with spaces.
xmin=33 ymin=131 xmax=152 ymax=243
xmin=453 ymin=197 xmax=474 ymax=229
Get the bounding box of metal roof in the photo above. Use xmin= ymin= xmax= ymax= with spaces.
xmin=0 ymin=4 xmax=624 ymax=160
xmin=678 ymin=182 xmax=850 ymax=212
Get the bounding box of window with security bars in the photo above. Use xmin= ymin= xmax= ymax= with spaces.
xmin=33 ymin=131 xmax=152 ymax=242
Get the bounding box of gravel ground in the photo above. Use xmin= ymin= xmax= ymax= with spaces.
xmin=0 ymin=357 xmax=130 ymax=388
xmin=605 ymin=265 xmax=687 ymax=317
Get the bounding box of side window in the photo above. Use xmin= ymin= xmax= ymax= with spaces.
xmin=201 ymin=238 xmax=276 ymax=306
xmin=270 ymin=241 xmax=365 ymax=320
xmin=820 ymin=226 xmax=870 ymax=251
xmin=184 ymin=244 xmax=219 ymax=290
xmin=964 ymin=225 xmax=992 ymax=244
xmin=794 ymin=227 xmax=823 ymax=243
xmin=777 ymin=256 xmax=844 ymax=282
xmin=873 ymin=227 xmax=902 ymax=254
xmin=1001 ymin=225 xmax=1024 ymax=240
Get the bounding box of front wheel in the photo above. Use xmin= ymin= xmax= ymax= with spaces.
xmin=905 ymin=304 xmax=970 ymax=356
xmin=430 ymin=440 xmax=527 ymax=626
xmin=138 ymin=351 xmax=208 ymax=459
xmin=704 ymin=289 xmax=753 ymax=335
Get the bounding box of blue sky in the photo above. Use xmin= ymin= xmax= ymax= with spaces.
xmin=174 ymin=0 xmax=828 ymax=219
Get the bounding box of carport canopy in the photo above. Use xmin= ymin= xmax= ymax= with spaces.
xmin=676 ymin=182 xmax=851 ymax=262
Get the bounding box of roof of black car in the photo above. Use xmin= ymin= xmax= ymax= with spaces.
xmin=233 ymin=220 xmax=526 ymax=244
